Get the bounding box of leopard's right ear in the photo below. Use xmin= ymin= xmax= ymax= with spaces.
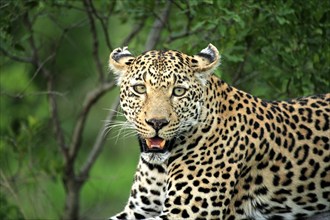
xmin=109 ymin=46 xmax=135 ymax=84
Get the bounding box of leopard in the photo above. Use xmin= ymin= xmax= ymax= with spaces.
xmin=107 ymin=44 xmax=330 ymax=220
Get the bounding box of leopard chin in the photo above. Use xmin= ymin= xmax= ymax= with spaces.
xmin=141 ymin=151 xmax=171 ymax=164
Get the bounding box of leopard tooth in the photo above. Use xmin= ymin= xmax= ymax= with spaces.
xmin=160 ymin=140 xmax=166 ymax=149
xmin=146 ymin=139 xmax=151 ymax=148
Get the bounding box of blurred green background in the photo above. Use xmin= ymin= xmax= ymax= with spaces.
xmin=0 ymin=0 xmax=329 ymax=219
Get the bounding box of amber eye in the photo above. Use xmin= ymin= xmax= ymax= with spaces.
xmin=132 ymin=84 xmax=146 ymax=94
xmin=172 ymin=87 xmax=187 ymax=97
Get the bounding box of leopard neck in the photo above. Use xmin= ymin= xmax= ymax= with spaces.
xmin=168 ymin=74 xmax=263 ymax=166
xmin=199 ymin=75 xmax=242 ymax=123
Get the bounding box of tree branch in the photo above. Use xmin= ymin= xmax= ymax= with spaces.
xmin=47 ymin=73 xmax=69 ymax=160
xmin=69 ymin=82 xmax=115 ymax=162
xmin=22 ymin=12 xmax=41 ymax=68
xmin=83 ymin=0 xmax=105 ymax=82
xmin=0 ymin=90 xmax=66 ymax=99
xmin=122 ymin=16 xmax=147 ymax=47
xmin=22 ymin=11 xmax=69 ymax=161
xmin=166 ymin=0 xmax=194 ymax=44
xmin=78 ymin=97 xmax=120 ymax=180
xmin=145 ymin=0 xmax=172 ymax=50
xmin=0 ymin=46 xmax=33 ymax=63
xmin=88 ymin=0 xmax=113 ymax=50
xmin=21 ymin=53 xmax=55 ymax=94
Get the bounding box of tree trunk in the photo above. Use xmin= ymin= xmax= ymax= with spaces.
xmin=62 ymin=178 xmax=82 ymax=220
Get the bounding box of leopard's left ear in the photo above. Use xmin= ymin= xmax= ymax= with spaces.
xmin=190 ymin=44 xmax=221 ymax=84
xmin=109 ymin=46 xmax=135 ymax=84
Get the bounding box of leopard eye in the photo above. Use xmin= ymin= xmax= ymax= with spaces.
xmin=172 ymin=87 xmax=187 ymax=97
xmin=132 ymin=84 xmax=146 ymax=94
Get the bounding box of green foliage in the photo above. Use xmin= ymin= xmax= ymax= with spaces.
xmin=110 ymin=0 xmax=329 ymax=98
xmin=0 ymin=0 xmax=329 ymax=219
xmin=0 ymin=193 xmax=24 ymax=220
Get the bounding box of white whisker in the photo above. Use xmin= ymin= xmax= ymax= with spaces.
xmin=104 ymin=119 xmax=137 ymax=144
xmin=104 ymin=108 xmax=126 ymax=118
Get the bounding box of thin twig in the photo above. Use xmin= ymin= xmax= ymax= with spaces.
xmin=23 ymin=11 xmax=68 ymax=160
xmin=89 ymin=0 xmax=113 ymax=50
xmin=47 ymin=73 xmax=69 ymax=159
xmin=69 ymin=82 xmax=115 ymax=161
xmin=20 ymin=53 xmax=55 ymax=95
xmin=0 ymin=171 xmax=27 ymax=219
xmin=78 ymin=97 xmax=120 ymax=180
xmin=52 ymin=1 xmax=85 ymax=12
xmin=122 ymin=17 xmax=147 ymax=47
xmin=22 ymin=12 xmax=40 ymax=68
xmin=26 ymin=163 xmax=62 ymax=218
xmin=47 ymin=14 xmax=88 ymax=49
xmin=83 ymin=0 xmax=105 ymax=82
xmin=166 ymin=0 xmax=193 ymax=43
xmin=166 ymin=30 xmax=195 ymax=43
xmin=0 ymin=90 xmax=66 ymax=99
xmin=0 ymin=46 xmax=33 ymax=63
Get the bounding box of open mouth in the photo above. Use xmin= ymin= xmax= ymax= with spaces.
xmin=138 ymin=136 xmax=175 ymax=153
xmin=146 ymin=137 xmax=166 ymax=150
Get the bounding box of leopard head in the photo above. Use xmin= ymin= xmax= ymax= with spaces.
xmin=109 ymin=44 xmax=220 ymax=164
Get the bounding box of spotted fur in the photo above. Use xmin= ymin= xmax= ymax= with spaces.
xmin=108 ymin=44 xmax=330 ymax=220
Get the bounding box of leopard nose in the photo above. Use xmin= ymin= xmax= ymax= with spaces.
xmin=145 ymin=118 xmax=169 ymax=131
